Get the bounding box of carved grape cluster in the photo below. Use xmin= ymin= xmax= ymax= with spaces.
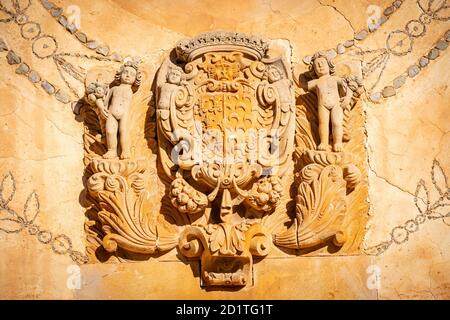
xmin=344 ymin=75 xmax=364 ymax=99
xmin=85 ymin=82 xmax=108 ymax=104
xmin=170 ymin=178 xmax=208 ymax=214
xmin=247 ymin=176 xmax=283 ymax=212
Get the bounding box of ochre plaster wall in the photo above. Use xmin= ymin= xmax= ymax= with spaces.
xmin=0 ymin=0 xmax=448 ymax=299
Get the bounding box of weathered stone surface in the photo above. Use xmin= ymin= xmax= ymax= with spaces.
xmin=40 ymin=80 xmax=55 ymax=94
xmin=382 ymin=86 xmax=396 ymax=97
xmin=354 ymin=30 xmax=368 ymax=40
xmin=365 ymin=54 xmax=449 ymax=272
xmin=15 ymin=63 xmax=30 ymax=75
xmin=6 ymin=51 xmax=21 ymax=64
xmin=76 ymin=256 xmax=377 ymax=299
xmin=28 ymin=70 xmax=41 ymax=83
xmin=407 ymin=65 xmax=420 ymax=77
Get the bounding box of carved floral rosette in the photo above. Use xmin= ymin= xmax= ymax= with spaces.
xmin=156 ymin=31 xmax=296 ymax=286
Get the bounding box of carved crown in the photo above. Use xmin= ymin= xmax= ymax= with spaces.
xmin=175 ymin=31 xmax=269 ymax=62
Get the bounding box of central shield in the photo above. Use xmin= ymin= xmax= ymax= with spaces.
xmin=155 ymin=31 xmax=295 ymax=286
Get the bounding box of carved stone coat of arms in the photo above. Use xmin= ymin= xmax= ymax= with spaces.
xmin=82 ymin=31 xmax=367 ymax=288
xmin=155 ymin=32 xmax=296 ymax=286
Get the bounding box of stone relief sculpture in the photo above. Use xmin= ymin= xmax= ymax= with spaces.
xmin=0 ymin=0 xmax=447 ymax=297
xmin=307 ymin=52 xmax=351 ymax=152
xmin=156 ymin=31 xmax=295 ymax=287
xmin=86 ymin=62 xmax=142 ymax=159
xmin=273 ymin=51 xmax=367 ymax=253
xmin=85 ymin=82 xmax=109 ymax=140
xmin=81 ymin=31 xmax=366 ymax=288
xmin=82 ymin=61 xmax=178 ymax=261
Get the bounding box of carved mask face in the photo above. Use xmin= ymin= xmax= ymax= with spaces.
xmin=313 ymin=57 xmax=330 ymax=77
xmin=268 ymin=68 xmax=281 ymax=83
xmin=168 ymin=70 xmax=182 ymax=84
xmin=121 ymin=66 xmax=137 ymax=85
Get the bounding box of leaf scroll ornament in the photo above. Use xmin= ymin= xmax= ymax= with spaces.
xmin=431 ymin=159 xmax=449 ymax=197
xmin=0 ymin=171 xmax=88 ymax=264
xmin=0 ymin=217 xmax=24 ymax=233
xmin=23 ymin=191 xmax=40 ymax=224
xmin=365 ymin=159 xmax=450 ymax=255
xmin=414 ymin=179 xmax=430 ymax=214
xmin=0 ymin=172 xmax=23 ymax=233
xmin=0 ymin=172 xmax=15 ymax=206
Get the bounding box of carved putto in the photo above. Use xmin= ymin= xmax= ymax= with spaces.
xmin=307 ymin=52 xmax=351 ymax=152
xmin=86 ymin=61 xmax=142 ymax=159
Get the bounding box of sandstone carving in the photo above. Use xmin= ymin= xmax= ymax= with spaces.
xmin=307 ymin=52 xmax=352 ymax=152
xmin=82 ymin=62 xmax=178 ymax=262
xmin=81 ymin=31 xmax=367 ymax=288
xmin=87 ymin=159 xmax=158 ymax=254
xmin=86 ymin=61 xmax=142 ymax=159
xmin=274 ymin=150 xmax=361 ymax=249
xmin=273 ymin=52 xmax=366 ymax=253
xmin=156 ymin=31 xmax=295 ymax=286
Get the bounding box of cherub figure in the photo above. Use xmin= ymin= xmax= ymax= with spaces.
xmin=98 ymin=61 xmax=141 ymax=159
xmin=307 ymin=52 xmax=351 ymax=152
xmin=266 ymin=65 xmax=294 ymax=114
xmin=157 ymin=65 xmax=183 ymax=110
